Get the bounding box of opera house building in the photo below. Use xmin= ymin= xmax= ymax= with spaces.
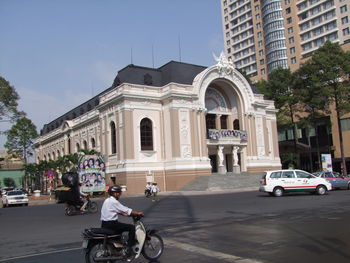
xmin=35 ymin=54 xmax=281 ymax=194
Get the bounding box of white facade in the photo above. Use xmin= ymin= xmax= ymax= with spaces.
xmin=35 ymin=56 xmax=281 ymax=194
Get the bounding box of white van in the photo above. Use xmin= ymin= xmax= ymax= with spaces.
xmin=259 ymin=169 xmax=332 ymax=197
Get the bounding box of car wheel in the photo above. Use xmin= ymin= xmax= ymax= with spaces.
xmin=273 ymin=187 xmax=284 ymax=197
xmin=316 ymin=185 xmax=327 ymax=195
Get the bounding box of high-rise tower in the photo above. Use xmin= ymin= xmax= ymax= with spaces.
xmin=221 ymin=0 xmax=350 ymax=81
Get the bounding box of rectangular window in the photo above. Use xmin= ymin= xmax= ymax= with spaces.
xmin=340 ymin=5 xmax=348 ymax=13
xmin=206 ymin=114 xmax=216 ymax=129
xmin=343 ymin=27 xmax=350 ymax=36
xmin=287 ymin=17 xmax=292 ymax=24
xmin=289 ymin=37 xmax=294 ymax=43
xmin=342 ymin=16 xmax=349 ymax=24
xmin=260 ymin=59 xmax=265 ymax=65
xmin=288 ymin=27 xmax=293 ymax=34
xmin=291 ymin=57 xmax=297 ymax=64
xmin=220 ymin=115 xmax=228 ymax=129
xmin=261 ymin=68 xmax=265 ymax=75
xmin=290 ymin=47 xmax=296 ymax=54
xmin=341 ymin=118 xmax=350 ymax=131
xmin=286 ymin=7 xmax=291 ymax=14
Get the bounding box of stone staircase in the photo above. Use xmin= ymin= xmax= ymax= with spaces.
xmin=180 ymin=172 xmax=263 ymax=192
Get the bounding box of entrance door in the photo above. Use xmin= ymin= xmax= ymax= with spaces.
xmin=209 ymin=155 xmax=217 ymax=173
xmin=226 ymin=154 xmax=233 ymax=172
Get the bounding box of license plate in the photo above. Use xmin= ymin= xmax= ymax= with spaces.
xmin=82 ymin=240 xmax=88 ymax=248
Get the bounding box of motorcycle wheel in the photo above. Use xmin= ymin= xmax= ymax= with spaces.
xmin=65 ymin=205 xmax=75 ymax=216
xmin=85 ymin=243 xmax=116 ymax=263
xmin=88 ymin=201 xmax=98 ymax=213
xmin=141 ymin=233 xmax=164 ymax=261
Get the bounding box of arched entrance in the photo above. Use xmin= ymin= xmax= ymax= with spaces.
xmin=204 ymin=81 xmax=245 ymax=174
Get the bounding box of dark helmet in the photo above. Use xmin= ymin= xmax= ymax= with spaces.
xmin=108 ymin=185 xmax=122 ymax=195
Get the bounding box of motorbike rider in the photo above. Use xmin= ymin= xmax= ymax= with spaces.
xmin=78 ymin=183 xmax=89 ymax=211
xmin=145 ymin=182 xmax=151 ymax=197
xmin=101 ymin=185 xmax=144 ymax=257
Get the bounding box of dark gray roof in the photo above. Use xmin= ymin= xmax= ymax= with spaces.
xmin=111 ymin=61 xmax=207 ymax=88
xmin=40 ymin=61 xmax=259 ymax=135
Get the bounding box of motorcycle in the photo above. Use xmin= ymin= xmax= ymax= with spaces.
xmin=82 ymin=214 xmax=164 ymax=262
xmin=65 ymin=196 xmax=98 ymax=216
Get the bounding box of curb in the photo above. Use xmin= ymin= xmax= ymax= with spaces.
xmin=4 ymin=187 xmax=258 ymax=207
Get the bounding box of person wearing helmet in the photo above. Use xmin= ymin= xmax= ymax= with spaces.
xmin=100 ymin=185 xmax=144 ymax=257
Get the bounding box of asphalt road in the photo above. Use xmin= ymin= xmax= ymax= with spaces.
xmin=1 ymin=189 xmax=350 ymax=263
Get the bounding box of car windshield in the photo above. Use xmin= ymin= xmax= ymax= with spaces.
xmin=7 ymin=191 xmax=23 ymax=196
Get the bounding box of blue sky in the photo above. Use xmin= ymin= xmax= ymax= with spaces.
xmin=0 ymin=0 xmax=223 ymax=148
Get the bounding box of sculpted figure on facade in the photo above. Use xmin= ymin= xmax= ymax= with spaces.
xmin=218 ymin=145 xmax=224 ymax=167
xmin=232 ymin=146 xmax=240 ymax=166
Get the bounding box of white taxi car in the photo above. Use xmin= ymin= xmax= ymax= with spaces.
xmin=259 ymin=169 xmax=332 ymax=197
xmin=2 ymin=190 xmax=29 ymax=207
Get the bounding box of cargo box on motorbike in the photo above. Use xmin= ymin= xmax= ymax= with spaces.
xmin=62 ymin=172 xmax=79 ymax=187
xmin=55 ymin=187 xmax=77 ymax=203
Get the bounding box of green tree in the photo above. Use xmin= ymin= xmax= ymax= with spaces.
xmin=294 ymin=62 xmax=330 ymax=171
xmin=0 ymin=76 xmax=24 ymax=125
xmin=3 ymin=177 xmax=16 ymax=188
xmin=303 ymin=41 xmax=350 ymax=176
xmin=257 ymin=67 xmax=300 ymax=163
xmin=5 ymin=117 xmax=38 ymax=164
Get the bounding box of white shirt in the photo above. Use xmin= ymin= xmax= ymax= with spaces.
xmin=151 ymin=185 xmax=159 ymax=193
xmin=100 ymin=196 xmax=132 ymax=221
xmin=146 ymin=184 xmax=151 ymax=190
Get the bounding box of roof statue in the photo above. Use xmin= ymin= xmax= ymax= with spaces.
xmin=213 ymin=51 xmax=235 ymax=75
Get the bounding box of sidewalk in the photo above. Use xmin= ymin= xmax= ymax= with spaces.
xmin=28 ymin=195 xmax=58 ymax=206
xmin=6 ymin=173 xmax=262 ymax=206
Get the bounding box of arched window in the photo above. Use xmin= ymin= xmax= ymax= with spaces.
xmin=233 ymin=119 xmax=240 ymax=130
xmin=76 ymin=143 xmax=80 ymax=152
xmin=110 ymin=121 xmax=117 ymax=154
xmin=83 ymin=140 xmax=87 ymax=150
xmin=52 ymin=152 xmax=56 ymax=160
xmin=140 ymin=118 xmax=153 ymax=151
xmin=48 ymin=153 xmax=51 ymax=160
xmin=57 ymin=150 xmax=60 ymax=157
xmin=91 ymin=138 xmax=96 ymax=148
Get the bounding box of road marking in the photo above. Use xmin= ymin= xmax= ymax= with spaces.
xmin=166 ymin=239 xmax=263 ymax=263
xmin=0 ymin=247 xmax=82 ymax=262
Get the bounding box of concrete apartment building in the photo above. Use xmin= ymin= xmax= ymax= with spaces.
xmin=221 ymin=0 xmax=350 ymax=173
xmin=221 ymin=0 xmax=350 ymax=81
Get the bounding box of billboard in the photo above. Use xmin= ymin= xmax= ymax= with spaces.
xmin=321 ymin=154 xmax=333 ymax=172
xmin=78 ymin=155 xmax=106 ymax=192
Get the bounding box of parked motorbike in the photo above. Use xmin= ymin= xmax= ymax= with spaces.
xmin=65 ymin=196 xmax=98 ymax=216
xmin=82 ymin=214 xmax=164 ymax=262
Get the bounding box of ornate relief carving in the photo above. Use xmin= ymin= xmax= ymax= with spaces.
xmin=181 ymin=145 xmax=192 ymax=159
xmin=213 ymin=52 xmax=235 ymax=76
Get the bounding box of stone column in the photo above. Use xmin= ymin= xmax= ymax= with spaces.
xmin=218 ymin=145 xmax=226 ymax=174
xmin=215 ymin=114 xmax=221 ymax=130
xmin=232 ymin=146 xmax=241 ymax=174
